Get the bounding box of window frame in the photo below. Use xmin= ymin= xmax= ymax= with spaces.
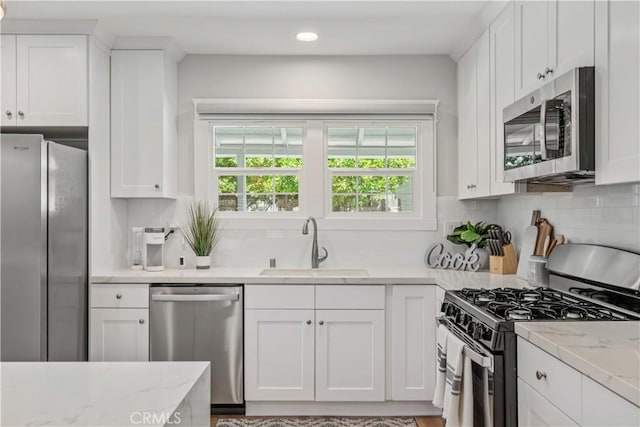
xmin=193 ymin=100 xmax=437 ymax=231
xmin=210 ymin=120 xmax=309 ymax=217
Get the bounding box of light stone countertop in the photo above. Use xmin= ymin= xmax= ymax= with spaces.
xmin=91 ymin=266 xmax=530 ymax=290
xmin=515 ymin=321 xmax=640 ymax=407
xmin=0 ymin=362 xmax=210 ymax=427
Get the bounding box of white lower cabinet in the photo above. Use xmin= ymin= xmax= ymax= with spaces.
xmin=518 ymin=378 xmax=578 ymax=427
xmin=244 ymin=285 xmax=388 ymax=403
xmin=518 ymin=337 xmax=640 ymax=427
xmin=315 ymin=309 xmax=385 ymax=402
xmin=582 ymin=376 xmax=640 ymax=427
xmin=391 ymin=286 xmax=436 ymax=401
xmin=244 ymin=309 xmax=315 ymax=401
xmin=89 ymin=283 xmax=149 ymax=362
xmin=89 ymin=308 xmax=149 ymax=361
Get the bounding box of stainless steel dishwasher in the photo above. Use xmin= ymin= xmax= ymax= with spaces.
xmin=150 ymin=284 xmax=243 ymax=414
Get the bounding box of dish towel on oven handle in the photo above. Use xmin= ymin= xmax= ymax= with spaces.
xmin=432 ymin=324 xmax=448 ymax=408
xmin=432 ymin=326 xmax=474 ymax=427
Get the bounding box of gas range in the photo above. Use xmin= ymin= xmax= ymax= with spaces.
xmin=441 ymin=286 xmax=639 ymax=352
xmin=436 ymin=244 xmax=640 ymax=427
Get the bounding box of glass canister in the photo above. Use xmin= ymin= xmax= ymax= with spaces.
xmin=128 ymin=227 xmax=144 ymax=270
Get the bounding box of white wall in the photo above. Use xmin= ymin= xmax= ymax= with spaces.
xmin=126 ymin=54 xmax=495 ymax=269
xmin=497 ymin=183 xmax=640 ymax=254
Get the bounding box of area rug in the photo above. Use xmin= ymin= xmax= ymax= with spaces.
xmin=215 ymin=417 xmax=417 ymax=427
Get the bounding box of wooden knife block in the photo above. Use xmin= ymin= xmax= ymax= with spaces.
xmin=490 ymin=243 xmax=518 ymax=275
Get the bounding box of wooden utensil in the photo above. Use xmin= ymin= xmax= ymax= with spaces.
xmin=546 ymin=238 xmax=558 ymax=257
xmin=517 ymin=210 xmax=541 ymax=279
xmin=542 ymin=235 xmax=551 ymax=258
xmin=534 ymin=218 xmax=554 ymax=256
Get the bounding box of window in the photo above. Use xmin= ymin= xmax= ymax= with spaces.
xmin=326 ymin=125 xmax=417 ymax=214
xmin=213 ymin=125 xmax=304 ymax=212
xmin=195 ymin=99 xmax=437 ymax=230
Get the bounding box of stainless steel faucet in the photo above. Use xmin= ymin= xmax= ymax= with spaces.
xmin=302 ymin=216 xmax=328 ymax=268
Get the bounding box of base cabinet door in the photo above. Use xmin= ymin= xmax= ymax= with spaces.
xmin=315 ymin=310 xmax=385 ymax=402
xmin=582 ymin=376 xmax=640 ymax=426
xmin=244 ymin=309 xmax=315 ymax=401
xmin=517 ymin=379 xmax=578 ymax=427
xmin=391 ymin=286 xmax=436 ymax=401
xmin=89 ymin=308 xmax=149 ymax=361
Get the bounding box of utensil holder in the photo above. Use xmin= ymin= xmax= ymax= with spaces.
xmin=489 ymin=243 xmax=518 ymax=275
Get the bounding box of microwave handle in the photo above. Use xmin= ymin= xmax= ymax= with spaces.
xmin=539 ymin=98 xmax=548 ymax=160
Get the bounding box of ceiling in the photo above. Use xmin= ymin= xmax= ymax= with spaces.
xmin=4 ymin=1 xmax=498 ymax=56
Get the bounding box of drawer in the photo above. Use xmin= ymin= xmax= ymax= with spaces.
xmin=315 ymin=285 xmax=385 ymax=309
xmin=245 ymin=285 xmax=314 ymax=309
xmin=90 ymin=284 xmax=149 ymax=308
xmin=517 ymin=338 xmax=582 ymax=424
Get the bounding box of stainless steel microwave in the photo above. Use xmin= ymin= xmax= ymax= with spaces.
xmin=503 ymin=67 xmax=595 ymax=184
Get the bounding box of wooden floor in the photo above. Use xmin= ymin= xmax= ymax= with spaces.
xmin=210 ymin=416 xmax=443 ymax=427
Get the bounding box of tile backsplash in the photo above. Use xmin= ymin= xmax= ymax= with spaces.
xmin=126 ymin=196 xmax=497 ymax=269
xmin=497 ymin=183 xmax=640 ymax=254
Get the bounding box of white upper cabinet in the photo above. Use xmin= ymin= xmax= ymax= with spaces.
xmin=1 ymin=35 xmax=87 ymax=126
xmin=1 ymin=35 xmax=17 ymax=126
xmin=515 ymin=0 xmax=550 ymax=97
xmin=489 ymin=2 xmax=516 ymax=196
xmin=458 ymin=30 xmax=491 ymax=200
xmin=111 ymin=50 xmax=177 ymax=198
xmin=515 ymin=0 xmax=594 ymax=97
xmin=595 ymin=0 xmax=640 ymax=185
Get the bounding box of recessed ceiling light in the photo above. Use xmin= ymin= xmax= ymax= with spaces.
xmin=296 ymin=32 xmax=319 ymax=42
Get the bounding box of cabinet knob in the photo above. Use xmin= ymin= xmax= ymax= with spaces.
xmin=306 ymin=320 xmax=312 ymax=325
xmin=318 ymin=320 xmax=324 ymax=325
xmin=154 ymin=184 xmax=160 ymax=189
xmin=535 ymin=370 xmax=547 ymax=380
xmin=139 ymin=318 xmax=145 ymax=324
xmin=17 ymin=110 xmax=24 ymax=118
xmin=115 ymin=293 xmax=122 ymax=299
xmin=537 ymin=72 xmax=545 ymax=80
xmin=5 ymin=110 xmax=12 ymax=119
xmin=544 ymin=67 xmax=554 ymax=76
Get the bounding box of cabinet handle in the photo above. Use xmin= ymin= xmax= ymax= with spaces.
xmin=115 ymin=293 xmax=122 ymax=299
xmin=154 ymin=184 xmax=160 ymax=189
xmin=535 ymin=370 xmax=547 ymax=380
xmin=537 ymin=72 xmax=545 ymax=80
xmin=467 ymin=184 xmax=476 ymax=189
xmin=544 ymin=67 xmax=553 ymax=76
xmin=139 ymin=318 xmax=145 ymax=324
xmin=318 ymin=320 xmax=324 ymax=325
xmin=306 ymin=320 xmax=312 ymax=325
xmin=5 ymin=110 xmax=12 ymax=119
xmin=17 ymin=110 xmax=24 ymax=118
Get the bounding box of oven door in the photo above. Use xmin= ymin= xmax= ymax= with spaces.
xmin=438 ymin=317 xmax=508 ymax=427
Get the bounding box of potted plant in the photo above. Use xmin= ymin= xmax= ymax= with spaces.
xmin=183 ymin=201 xmax=220 ymax=269
xmin=447 ymin=221 xmax=501 ymax=269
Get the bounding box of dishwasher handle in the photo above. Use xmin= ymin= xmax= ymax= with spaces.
xmin=151 ymin=293 xmax=239 ymax=302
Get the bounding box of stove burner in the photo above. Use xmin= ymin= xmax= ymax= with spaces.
xmin=506 ymin=307 xmax=532 ymax=320
xmin=451 ymin=287 xmax=636 ymax=322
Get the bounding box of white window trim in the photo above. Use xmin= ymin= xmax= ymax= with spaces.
xmin=193 ymin=99 xmax=438 ymax=231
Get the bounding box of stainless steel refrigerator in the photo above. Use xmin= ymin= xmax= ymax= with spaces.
xmin=1 ymin=134 xmax=87 ymax=361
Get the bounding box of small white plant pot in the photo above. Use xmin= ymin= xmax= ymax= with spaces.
xmin=196 ymin=255 xmax=211 ymax=270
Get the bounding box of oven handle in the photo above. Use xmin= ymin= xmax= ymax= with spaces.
xmin=540 ymin=98 xmax=548 ymax=160
xmin=436 ymin=315 xmax=494 ymax=373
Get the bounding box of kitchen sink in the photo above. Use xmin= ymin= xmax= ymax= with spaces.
xmin=259 ymin=268 xmax=369 ymax=277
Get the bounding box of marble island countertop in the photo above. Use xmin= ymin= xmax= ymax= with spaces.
xmin=91 ymin=266 xmax=530 ymax=290
xmin=515 ymin=321 xmax=640 ymax=407
xmin=0 ymin=362 xmax=210 ymax=427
